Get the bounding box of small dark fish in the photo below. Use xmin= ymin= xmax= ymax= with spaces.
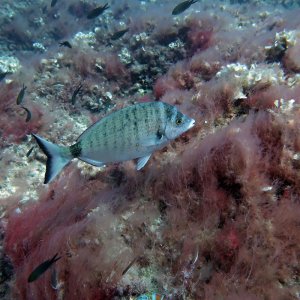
xmin=21 ymin=106 xmax=32 ymax=122
xmin=71 ymin=83 xmax=83 ymax=105
xmin=172 ymin=0 xmax=198 ymax=15
xmin=0 ymin=72 xmax=10 ymax=82
xmin=28 ymin=253 xmax=61 ymax=283
xmin=87 ymin=3 xmax=109 ymax=19
xmin=26 ymin=146 xmax=35 ymax=157
xmin=111 ymin=28 xmax=129 ymax=41
xmin=16 ymin=84 xmax=27 ymax=105
xmin=59 ymin=41 xmax=72 ymax=49
xmin=51 ymin=0 xmax=58 ymax=8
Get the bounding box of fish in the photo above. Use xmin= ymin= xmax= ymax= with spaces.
xmin=51 ymin=0 xmax=58 ymax=7
xmin=111 ymin=28 xmax=129 ymax=40
xmin=59 ymin=41 xmax=72 ymax=48
xmin=71 ymin=83 xmax=83 ymax=105
xmin=32 ymin=102 xmax=195 ymax=184
xmin=28 ymin=253 xmax=61 ymax=283
xmin=87 ymin=3 xmax=109 ymax=19
xmin=172 ymin=0 xmax=198 ymax=15
xmin=137 ymin=294 xmax=165 ymax=300
xmin=0 ymin=71 xmax=10 ymax=82
xmin=26 ymin=146 xmax=35 ymax=157
xmin=21 ymin=106 xmax=31 ymax=122
xmin=16 ymin=84 xmax=27 ymax=105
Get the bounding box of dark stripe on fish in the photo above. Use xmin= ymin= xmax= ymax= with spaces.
xmin=119 ymin=110 xmax=126 ymax=151
xmin=124 ymin=111 xmax=131 ymax=148
xmin=148 ymin=105 xmax=154 ymax=121
xmin=132 ymin=106 xmax=139 ymax=143
xmin=95 ymin=126 xmax=101 ymax=147
xmin=140 ymin=104 xmax=146 ymax=127
xmin=165 ymin=105 xmax=173 ymax=121
xmin=103 ymin=121 xmax=108 ymax=148
xmin=155 ymin=106 xmax=161 ymax=126
xmin=144 ymin=105 xmax=150 ymax=130
xmin=111 ymin=118 xmax=118 ymax=150
xmin=159 ymin=104 xmax=166 ymax=126
xmin=89 ymin=135 xmax=94 ymax=150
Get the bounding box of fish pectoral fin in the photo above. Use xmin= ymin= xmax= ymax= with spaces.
xmin=79 ymin=157 xmax=105 ymax=167
xmin=140 ymin=132 xmax=165 ymax=147
xmin=139 ymin=137 xmax=156 ymax=147
xmin=136 ymin=154 xmax=151 ymax=170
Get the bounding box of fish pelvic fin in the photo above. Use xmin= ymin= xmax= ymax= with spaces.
xmin=136 ymin=154 xmax=151 ymax=170
xmin=32 ymin=134 xmax=73 ymax=184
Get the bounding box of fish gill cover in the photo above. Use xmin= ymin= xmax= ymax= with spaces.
xmin=1 ymin=0 xmax=300 ymax=299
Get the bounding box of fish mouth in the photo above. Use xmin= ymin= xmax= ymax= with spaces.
xmin=188 ymin=119 xmax=195 ymax=129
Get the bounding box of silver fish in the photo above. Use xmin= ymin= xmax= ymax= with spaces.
xmin=32 ymin=101 xmax=195 ymax=184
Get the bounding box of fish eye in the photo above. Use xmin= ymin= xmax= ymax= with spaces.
xmin=176 ymin=118 xmax=182 ymax=125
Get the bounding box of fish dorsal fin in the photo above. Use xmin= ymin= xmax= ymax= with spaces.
xmin=79 ymin=157 xmax=105 ymax=167
xmin=136 ymin=154 xmax=151 ymax=170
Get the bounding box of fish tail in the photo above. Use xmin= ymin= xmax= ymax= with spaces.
xmin=32 ymin=134 xmax=73 ymax=184
xmin=50 ymin=253 xmax=62 ymax=263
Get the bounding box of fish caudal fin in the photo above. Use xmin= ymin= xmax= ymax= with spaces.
xmin=32 ymin=134 xmax=73 ymax=184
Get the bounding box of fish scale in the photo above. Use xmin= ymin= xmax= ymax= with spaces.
xmin=32 ymin=101 xmax=195 ymax=183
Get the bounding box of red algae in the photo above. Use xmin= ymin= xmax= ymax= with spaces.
xmin=0 ymin=82 xmax=45 ymax=146
xmin=134 ymin=109 xmax=300 ymax=299
xmin=103 ymin=53 xmax=130 ymax=83
xmin=187 ymin=28 xmax=214 ymax=54
xmin=4 ymin=168 xmax=128 ymax=299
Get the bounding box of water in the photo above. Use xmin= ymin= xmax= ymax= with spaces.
xmin=1 ymin=1 xmax=300 ymax=299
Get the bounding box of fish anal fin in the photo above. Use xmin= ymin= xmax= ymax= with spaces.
xmin=79 ymin=157 xmax=105 ymax=167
